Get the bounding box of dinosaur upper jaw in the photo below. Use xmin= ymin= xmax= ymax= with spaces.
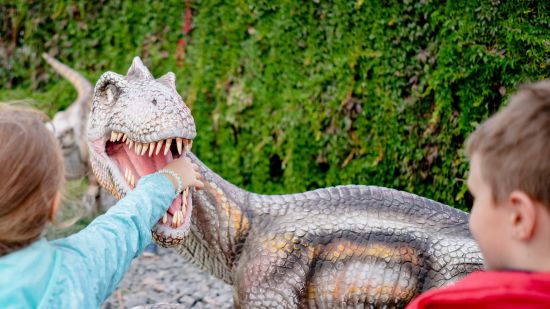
xmin=90 ymin=130 xmax=194 ymax=246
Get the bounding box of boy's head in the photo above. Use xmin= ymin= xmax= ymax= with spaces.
xmin=465 ymin=80 xmax=550 ymax=270
xmin=0 ymin=105 xmax=64 ymax=256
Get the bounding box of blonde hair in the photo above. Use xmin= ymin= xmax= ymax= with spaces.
xmin=0 ymin=104 xmax=65 ymax=256
xmin=466 ymin=80 xmax=550 ymax=207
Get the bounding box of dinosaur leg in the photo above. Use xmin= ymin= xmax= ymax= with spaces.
xmin=233 ymin=236 xmax=313 ymax=308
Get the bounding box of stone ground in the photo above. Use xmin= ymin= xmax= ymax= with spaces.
xmin=102 ymin=246 xmax=233 ymax=309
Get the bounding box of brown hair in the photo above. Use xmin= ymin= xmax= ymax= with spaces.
xmin=0 ymin=104 xmax=64 ymax=256
xmin=466 ymin=80 xmax=550 ymax=207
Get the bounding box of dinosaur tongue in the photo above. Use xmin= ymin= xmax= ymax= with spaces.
xmin=107 ymin=141 xmax=191 ymax=225
xmin=166 ymin=189 xmax=193 ymax=227
xmin=169 ymin=194 xmax=183 ymax=215
xmin=108 ymin=142 xmax=174 ymax=182
xmin=121 ymin=143 xmax=173 ymax=175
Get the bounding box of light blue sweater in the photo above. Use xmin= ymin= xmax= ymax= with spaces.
xmin=0 ymin=173 xmax=176 ymax=308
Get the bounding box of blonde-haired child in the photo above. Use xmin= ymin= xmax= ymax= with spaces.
xmin=407 ymin=80 xmax=550 ymax=308
xmin=0 ymin=105 xmax=203 ymax=308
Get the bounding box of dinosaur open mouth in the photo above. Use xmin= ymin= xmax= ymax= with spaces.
xmin=93 ymin=131 xmax=194 ymax=235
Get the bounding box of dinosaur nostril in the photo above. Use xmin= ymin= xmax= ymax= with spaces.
xmin=152 ymin=99 xmax=157 ymax=105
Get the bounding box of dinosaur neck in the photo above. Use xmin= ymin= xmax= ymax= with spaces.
xmin=180 ymin=153 xmax=252 ymax=283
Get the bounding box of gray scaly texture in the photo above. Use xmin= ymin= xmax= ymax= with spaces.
xmin=87 ymin=58 xmax=483 ymax=308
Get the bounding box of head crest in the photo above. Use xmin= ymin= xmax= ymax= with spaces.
xmin=127 ymin=57 xmax=153 ymax=80
xmin=156 ymin=72 xmax=177 ymax=91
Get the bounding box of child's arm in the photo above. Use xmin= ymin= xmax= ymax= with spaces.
xmin=51 ymin=157 xmax=202 ymax=305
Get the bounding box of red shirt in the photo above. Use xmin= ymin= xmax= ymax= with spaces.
xmin=406 ymin=270 xmax=550 ymax=309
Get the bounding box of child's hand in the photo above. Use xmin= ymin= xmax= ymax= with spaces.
xmin=163 ymin=156 xmax=204 ymax=191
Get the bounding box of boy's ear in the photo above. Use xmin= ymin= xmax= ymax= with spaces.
xmin=49 ymin=192 xmax=61 ymax=221
xmin=508 ymin=190 xmax=536 ymax=241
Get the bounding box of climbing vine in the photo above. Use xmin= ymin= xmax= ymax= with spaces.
xmin=1 ymin=0 xmax=548 ymax=210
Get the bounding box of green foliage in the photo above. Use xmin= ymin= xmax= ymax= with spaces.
xmin=1 ymin=0 xmax=548 ymax=210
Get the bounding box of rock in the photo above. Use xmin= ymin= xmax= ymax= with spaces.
xmin=102 ymin=247 xmax=233 ymax=308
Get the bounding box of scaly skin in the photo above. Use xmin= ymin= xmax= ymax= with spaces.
xmin=87 ymin=58 xmax=483 ymax=308
xmin=88 ymin=57 xmax=196 ymax=244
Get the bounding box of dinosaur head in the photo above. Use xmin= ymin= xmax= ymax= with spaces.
xmin=87 ymin=57 xmax=195 ymax=246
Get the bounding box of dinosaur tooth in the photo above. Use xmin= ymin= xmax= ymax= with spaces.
xmin=183 ymin=187 xmax=189 ymax=200
xmin=162 ymin=213 xmax=168 ymax=224
xmin=126 ymin=169 xmax=135 ymax=186
xmin=122 ymin=133 xmax=128 ymax=142
xmin=116 ymin=132 xmax=123 ymax=141
xmin=174 ymin=212 xmax=179 ymax=228
xmin=155 ymin=140 xmax=164 ymax=156
xmin=135 ymin=143 xmax=143 ymax=155
xmin=141 ymin=143 xmax=149 ymax=156
xmin=172 ymin=211 xmax=178 ymax=227
xmin=164 ymin=139 xmax=172 ymax=156
xmin=181 ymin=188 xmax=187 ymax=209
xmin=176 ymin=138 xmax=183 ymax=155
xmin=110 ymin=131 xmax=116 ymax=142
xmin=128 ymin=139 xmax=134 ymax=150
xmin=179 ymin=211 xmax=184 ymax=227
xmin=148 ymin=142 xmax=155 ymax=156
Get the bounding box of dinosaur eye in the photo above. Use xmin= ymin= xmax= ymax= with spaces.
xmin=104 ymin=84 xmax=119 ymax=106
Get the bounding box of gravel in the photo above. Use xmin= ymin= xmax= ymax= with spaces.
xmin=102 ymin=246 xmax=233 ymax=309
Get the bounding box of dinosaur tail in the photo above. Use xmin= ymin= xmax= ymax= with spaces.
xmin=42 ymin=53 xmax=93 ymax=109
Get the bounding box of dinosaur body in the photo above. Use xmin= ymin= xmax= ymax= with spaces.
xmin=43 ymin=54 xmax=116 ymax=212
xmin=86 ymin=58 xmax=483 ymax=308
xmin=167 ymin=153 xmax=481 ymax=307
xmin=43 ymin=53 xmax=92 ymax=179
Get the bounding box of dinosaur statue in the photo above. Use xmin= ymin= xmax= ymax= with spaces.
xmin=43 ymin=54 xmax=116 ymax=212
xmin=87 ymin=57 xmax=483 ymax=308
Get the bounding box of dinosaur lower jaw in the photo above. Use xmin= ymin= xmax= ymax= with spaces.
xmin=151 ymin=190 xmax=193 ymax=247
xmin=151 ymin=190 xmax=192 ymax=247
xmin=91 ymin=133 xmax=194 ymax=243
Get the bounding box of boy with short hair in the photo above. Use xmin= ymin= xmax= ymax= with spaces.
xmin=407 ymin=80 xmax=550 ymax=308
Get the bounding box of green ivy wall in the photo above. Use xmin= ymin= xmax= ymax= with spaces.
xmin=1 ymin=0 xmax=548 ymax=210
